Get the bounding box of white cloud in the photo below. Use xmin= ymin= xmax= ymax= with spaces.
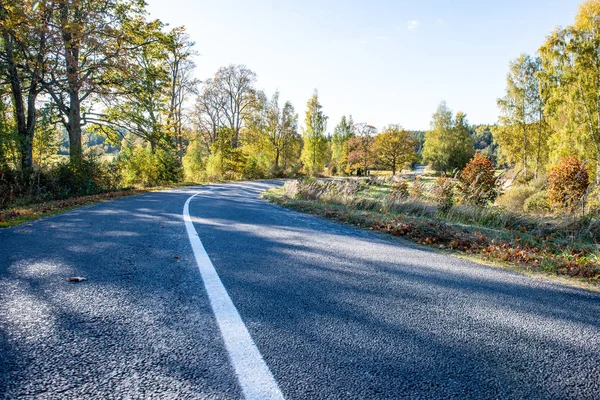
xmin=375 ymin=35 xmax=387 ymax=40
xmin=407 ymin=20 xmax=421 ymax=31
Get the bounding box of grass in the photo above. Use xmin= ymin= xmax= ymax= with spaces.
xmin=262 ymin=182 xmax=600 ymax=290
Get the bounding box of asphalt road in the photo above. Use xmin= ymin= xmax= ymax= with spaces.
xmin=1 ymin=181 xmax=599 ymax=399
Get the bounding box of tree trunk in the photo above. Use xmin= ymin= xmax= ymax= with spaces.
xmin=61 ymin=2 xmax=83 ymax=161
xmin=522 ymin=124 xmax=527 ymax=178
xmin=274 ymin=148 xmax=280 ymax=170
xmin=67 ymin=91 xmax=82 ymax=159
xmin=3 ymin=33 xmax=31 ymax=170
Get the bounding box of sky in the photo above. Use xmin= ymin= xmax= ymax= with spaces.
xmin=146 ymin=0 xmax=583 ymax=132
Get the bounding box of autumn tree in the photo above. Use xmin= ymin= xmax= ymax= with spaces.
xmin=375 ymin=124 xmax=417 ymax=176
xmin=457 ymin=152 xmax=499 ymax=205
xmin=301 ymin=90 xmax=328 ymax=175
xmin=347 ymin=123 xmax=376 ymax=176
xmin=422 ymin=102 xmax=474 ymax=173
xmin=547 ymin=156 xmax=590 ymax=214
xmin=331 ymin=115 xmax=354 ymax=175
xmin=539 ymin=0 xmax=600 ymax=183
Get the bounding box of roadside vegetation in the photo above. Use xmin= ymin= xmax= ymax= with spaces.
xmin=263 ymin=160 xmax=600 ymax=285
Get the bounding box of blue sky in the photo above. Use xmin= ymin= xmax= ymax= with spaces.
xmin=146 ymin=0 xmax=582 ymax=131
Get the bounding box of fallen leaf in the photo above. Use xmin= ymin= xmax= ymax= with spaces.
xmin=67 ymin=277 xmax=87 ymax=282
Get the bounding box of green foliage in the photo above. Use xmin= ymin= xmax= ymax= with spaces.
xmin=496 ymin=184 xmax=539 ymax=213
xmin=300 ymin=90 xmax=328 ymax=175
xmin=422 ymin=102 xmax=474 ymax=173
xmin=32 ymin=104 xmax=61 ymax=170
xmin=539 ymin=1 xmax=600 ymax=183
xmin=242 ymin=156 xmax=267 ymax=180
xmin=118 ymin=145 xmax=182 ymax=187
xmin=331 ymin=115 xmax=354 ymax=175
xmin=182 ymin=138 xmax=206 ymax=182
xmin=457 ymin=152 xmax=499 ymax=206
xmin=0 ymin=153 xmax=119 ymax=209
xmin=523 ymin=191 xmax=550 ymax=214
xmin=547 ymin=156 xmax=590 ymax=214
xmin=496 ymin=54 xmax=549 ymax=178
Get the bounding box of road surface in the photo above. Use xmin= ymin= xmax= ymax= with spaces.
xmin=1 ymin=181 xmax=599 ymax=399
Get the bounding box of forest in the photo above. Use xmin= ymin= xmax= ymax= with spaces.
xmin=0 ymin=0 xmax=600 ymax=227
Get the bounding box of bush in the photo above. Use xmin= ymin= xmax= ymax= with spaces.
xmin=409 ymin=176 xmax=424 ymax=200
xmin=457 ymin=152 xmax=499 ymax=206
xmin=1 ymin=154 xmax=120 ymax=209
xmin=430 ymin=176 xmax=455 ymax=213
xmin=182 ymin=140 xmax=206 ymax=182
xmin=119 ymin=145 xmax=181 ymax=187
xmin=390 ymin=179 xmax=409 ymax=199
xmin=52 ymin=154 xmax=119 ymax=197
xmin=242 ymin=157 xmax=267 ymax=180
xmin=524 ymin=191 xmax=550 ymax=214
xmin=547 ymin=156 xmax=590 ymax=214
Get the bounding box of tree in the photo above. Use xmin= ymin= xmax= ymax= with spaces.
xmin=0 ymin=0 xmax=52 ymax=170
xmin=42 ymin=0 xmax=146 ymax=160
xmin=496 ymin=54 xmax=548 ymax=178
xmin=301 ymin=90 xmax=328 ymax=175
xmin=422 ymin=101 xmax=474 ymax=173
xmin=165 ymin=27 xmax=198 ymax=161
xmin=194 ymin=78 xmax=224 ymax=152
xmin=539 ymin=0 xmax=600 ymax=183
xmin=375 ymin=125 xmax=417 ymax=176
xmin=214 ymin=65 xmax=257 ymax=148
xmin=89 ymin=20 xmax=173 ymax=154
xmin=264 ymin=91 xmax=298 ymax=173
xmin=331 ymin=115 xmax=354 ymax=175
xmin=347 ymin=123 xmax=376 ymax=176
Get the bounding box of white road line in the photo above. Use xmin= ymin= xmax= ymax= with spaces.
xmin=183 ymin=192 xmax=285 ymax=400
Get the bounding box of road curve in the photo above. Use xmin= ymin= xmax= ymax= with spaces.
xmin=1 ymin=181 xmax=599 ymax=399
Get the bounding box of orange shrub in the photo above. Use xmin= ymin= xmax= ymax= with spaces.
xmin=547 ymin=156 xmax=589 ymax=214
xmin=457 ymin=152 xmax=498 ymax=206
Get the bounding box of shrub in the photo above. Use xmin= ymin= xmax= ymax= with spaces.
xmin=390 ymin=179 xmax=409 ymax=199
xmin=119 ymin=145 xmax=181 ymax=187
xmin=523 ymin=191 xmax=550 ymax=214
xmin=51 ymin=154 xmax=119 ymax=198
xmin=182 ymin=140 xmax=206 ymax=182
xmin=457 ymin=152 xmax=498 ymax=206
xmin=547 ymin=156 xmax=590 ymax=214
xmin=430 ymin=176 xmax=455 ymax=213
xmin=496 ymin=178 xmax=544 ymax=213
xmin=242 ymin=157 xmax=267 ymax=180
xmin=409 ymin=176 xmax=424 ymax=200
